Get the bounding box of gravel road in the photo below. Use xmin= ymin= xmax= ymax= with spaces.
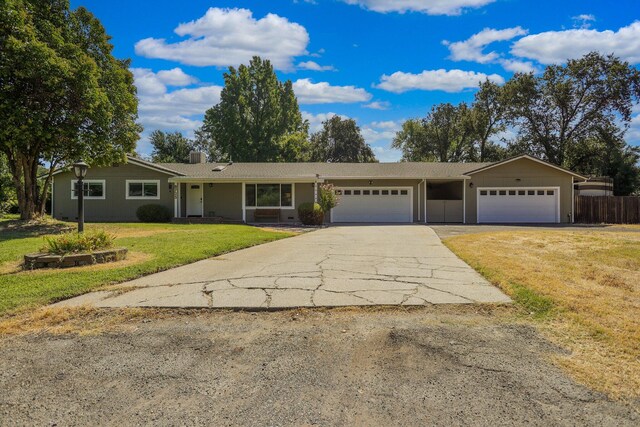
xmin=0 ymin=308 xmax=637 ymax=426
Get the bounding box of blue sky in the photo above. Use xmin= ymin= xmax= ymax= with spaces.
xmin=70 ymin=0 xmax=640 ymax=161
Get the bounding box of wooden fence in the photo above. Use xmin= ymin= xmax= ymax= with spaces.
xmin=574 ymin=196 xmax=640 ymax=224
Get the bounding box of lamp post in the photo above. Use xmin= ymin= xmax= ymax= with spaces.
xmin=73 ymin=161 xmax=89 ymax=233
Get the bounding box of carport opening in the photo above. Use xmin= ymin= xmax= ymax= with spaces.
xmin=426 ymin=180 xmax=464 ymax=224
xmin=427 ymin=181 xmax=463 ymax=200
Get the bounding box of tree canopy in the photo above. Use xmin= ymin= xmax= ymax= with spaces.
xmin=392 ymin=52 xmax=640 ymax=194
xmin=200 ymin=56 xmax=308 ymax=162
xmin=0 ymin=0 xmax=140 ymax=219
xmin=149 ymin=130 xmax=195 ymax=163
xmin=309 ymin=116 xmax=377 ymax=163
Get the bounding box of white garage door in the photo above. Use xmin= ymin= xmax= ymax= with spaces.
xmin=332 ymin=187 xmax=412 ymax=223
xmin=477 ymin=187 xmax=560 ymax=223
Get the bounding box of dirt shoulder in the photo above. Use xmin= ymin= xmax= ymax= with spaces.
xmin=0 ymin=307 xmax=637 ymax=426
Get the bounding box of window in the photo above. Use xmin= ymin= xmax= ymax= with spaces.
xmin=509 ymin=190 xmax=516 ymax=195
xmin=344 ymin=190 xmax=352 ymax=195
xmin=528 ymin=190 xmax=535 ymax=195
xmin=489 ymin=190 xmax=497 ymax=196
xmin=245 ymin=184 xmax=294 ymax=208
xmin=372 ymin=190 xmax=380 ymax=195
xmin=499 ymin=190 xmax=507 ymax=196
xmin=391 ymin=190 xmax=398 ymax=195
xmin=480 ymin=190 xmax=487 ymax=196
xmin=72 ymin=180 xmax=105 ymax=200
xmin=126 ymin=180 xmax=160 ymax=200
xmin=400 ymin=190 xmax=408 ymax=195
xmin=381 ymin=190 xmax=389 ymax=195
xmin=537 ymin=190 xmax=545 ymax=195
xmin=363 ymin=190 xmax=370 ymax=195
xmin=518 ymin=190 xmax=525 ymax=195
xmin=547 ymin=190 xmax=555 ymax=196
xmin=353 ymin=190 xmax=361 ymax=195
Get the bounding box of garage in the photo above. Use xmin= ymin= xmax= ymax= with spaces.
xmin=477 ymin=187 xmax=560 ymax=223
xmin=331 ymin=187 xmax=412 ymax=223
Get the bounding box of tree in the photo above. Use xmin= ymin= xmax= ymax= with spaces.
xmin=149 ymin=131 xmax=194 ymax=163
xmin=470 ymin=80 xmax=508 ymax=162
xmin=502 ymin=52 xmax=640 ymax=167
xmin=201 ymin=56 xmax=308 ymax=162
xmin=0 ymin=153 xmax=16 ymax=213
xmin=309 ymin=116 xmax=377 ymax=162
xmin=392 ymin=104 xmax=476 ymax=162
xmin=0 ymin=0 xmax=140 ymax=219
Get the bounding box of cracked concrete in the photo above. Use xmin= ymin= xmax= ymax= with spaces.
xmin=54 ymin=225 xmax=511 ymax=309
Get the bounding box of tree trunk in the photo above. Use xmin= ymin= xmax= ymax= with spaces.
xmin=4 ymin=150 xmax=41 ymax=221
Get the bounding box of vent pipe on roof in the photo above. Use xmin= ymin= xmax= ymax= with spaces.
xmin=189 ymin=151 xmax=207 ymax=164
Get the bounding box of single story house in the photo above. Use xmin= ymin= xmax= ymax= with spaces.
xmin=51 ymin=153 xmax=586 ymax=224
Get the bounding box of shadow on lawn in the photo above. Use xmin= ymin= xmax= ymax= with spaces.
xmin=0 ymin=218 xmax=74 ymax=242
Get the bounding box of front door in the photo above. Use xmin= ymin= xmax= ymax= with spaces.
xmin=186 ymin=184 xmax=203 ymax=217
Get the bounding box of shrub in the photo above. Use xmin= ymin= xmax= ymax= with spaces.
xmin=136 ymin=204 xmax=172 ymax=223
xmin=43 ymin=230 xmax=115 ymax=255
xmin=298 ymin=202 xmax=324 ymax=225
xmin=318 ymin=183 xmax=339 ymax=213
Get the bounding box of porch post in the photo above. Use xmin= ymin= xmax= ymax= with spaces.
xmin=313 ymin=182 xmax=318 ymax=203
xmin=424 ymin=180 xmax=428 ymax=224
xmin=241 ymin=182 xmax=246 ymax=223
xmin=462 ymin=179 xmax=466 ymax=224
xmin=173 ymin=182 xmax=178 ymax=218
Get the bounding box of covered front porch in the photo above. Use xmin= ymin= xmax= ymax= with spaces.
xmin=169 ymin=179 xmax=318 ymax=224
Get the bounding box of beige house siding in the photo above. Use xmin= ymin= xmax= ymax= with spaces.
xmin=327 ymin=179 xmax=423 ymax=222
xmin=203 ymin=183 xmax=243 ymax=220
xmin=465 ymin=157 xmax=574 ymax=224
xmin=53 ymin=163 xmax=174 ymax=222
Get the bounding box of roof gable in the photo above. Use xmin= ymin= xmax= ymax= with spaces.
xmin=464 ymin=155 xmax=587 ymax=180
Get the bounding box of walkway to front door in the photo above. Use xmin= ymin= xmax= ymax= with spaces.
xmin=55 ymin=226 xmax=511 ymax=309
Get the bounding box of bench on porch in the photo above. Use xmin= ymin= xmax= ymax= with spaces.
xmin=253 ymin=209 xmax=280 ymax=222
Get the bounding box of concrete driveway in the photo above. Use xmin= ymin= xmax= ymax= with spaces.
xmin=57 ymin=225 xmax=510 ymax=309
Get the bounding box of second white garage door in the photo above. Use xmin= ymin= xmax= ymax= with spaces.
xmin=477 ymin=187 xmax=560 ymax=223
xmin=331 ymin=187 xmax=412 ymax=223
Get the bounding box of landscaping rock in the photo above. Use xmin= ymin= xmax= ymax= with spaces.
xmin=23 ymin=248 xmax=127 ymax=270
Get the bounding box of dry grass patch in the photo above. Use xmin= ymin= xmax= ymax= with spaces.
xmin=444 ymin=229 xmax=640 ymax=400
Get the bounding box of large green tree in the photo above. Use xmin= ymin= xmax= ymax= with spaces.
xmin=470 ymin=79 xmax=509 ymax=162
xmin=201 ymin=56 xmax=308 ymax=162
xmin=309 ymin=116 xmax=377 ymax=163
xmin=392 ymin=103 xmax=477 ymax=162
xmin=0 ymin=0 xmax=140 ymax=219
xmin=503 ymin=52 xmax=640 ymax=167
xmin=149 ymin=130 xmax=194 ymax=163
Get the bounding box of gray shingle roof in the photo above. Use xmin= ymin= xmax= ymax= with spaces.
xmin=154 ymin=161 xmax=492 ymax=180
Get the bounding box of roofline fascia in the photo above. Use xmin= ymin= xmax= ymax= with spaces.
xmin=464 ymin=155 xmax=588 ymax=180
xmin=168 ymin=177 xmax=321 ymax=183
xmin=126 ymin=156 xmax=184 ymax=176
xmin=320 ymin=175 xmax=471 ymax=180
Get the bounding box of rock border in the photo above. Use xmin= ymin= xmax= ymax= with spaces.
xmin=24 ymin=248 xmax=128 ymax=270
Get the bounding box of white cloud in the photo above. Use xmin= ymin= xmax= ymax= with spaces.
xmin=342 ymin=0 xmax=495 ymax=16
xmin=376 ymin=69 xmax=505 ymax=93
xmin=302 ymin=111 xmax=344 ymax=132
xmin=298 ymin=61 xmax=336 ymax=71
xmin=628 ymin=114 xmax=640 ymax=144
xmin=444 ymin=27 xmax=528 ymax=63
xmin=361 ymin=120 xmax=402 ymax=143
xmin=132 ymin=68 xmax=221 ymax=132
xmin=135 ymin=8 xmax=309 ymax=70
xmin=511 ymin=21 xmax=640 ymax=64
xmin=363 ymin=100 xmax=391 ymax=110
xmin=293 ymin=79 xmax=372 ymax=104
xmin=498 ymin=59 xmax=539 ymax=74
xmin=572 ymin=14 xmax=596 ymax=29
xmin=156 ymin=68 xmax=198 ymax=86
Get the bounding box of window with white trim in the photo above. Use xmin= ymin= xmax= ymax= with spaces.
xmin=126 ymin=180 xmax=160 ymax=200
xmin=245 ymin=184 xmax=293 ymax=208
xmin=71 ymin=180 xmax=105 ymax=200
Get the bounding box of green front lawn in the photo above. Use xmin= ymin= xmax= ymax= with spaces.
xmin=0 ymin=218 xmax=293 ymax=316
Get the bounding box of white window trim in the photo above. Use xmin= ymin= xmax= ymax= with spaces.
xmin=244 ymin=183 xmax=296 ymax=209
xmin=71 ymin=179 xmax=106 ymax=200
xmin=126 ymin=180 xmax=161 ymax=200
xmin=476 ymin=186 xmax=561 ymax=224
